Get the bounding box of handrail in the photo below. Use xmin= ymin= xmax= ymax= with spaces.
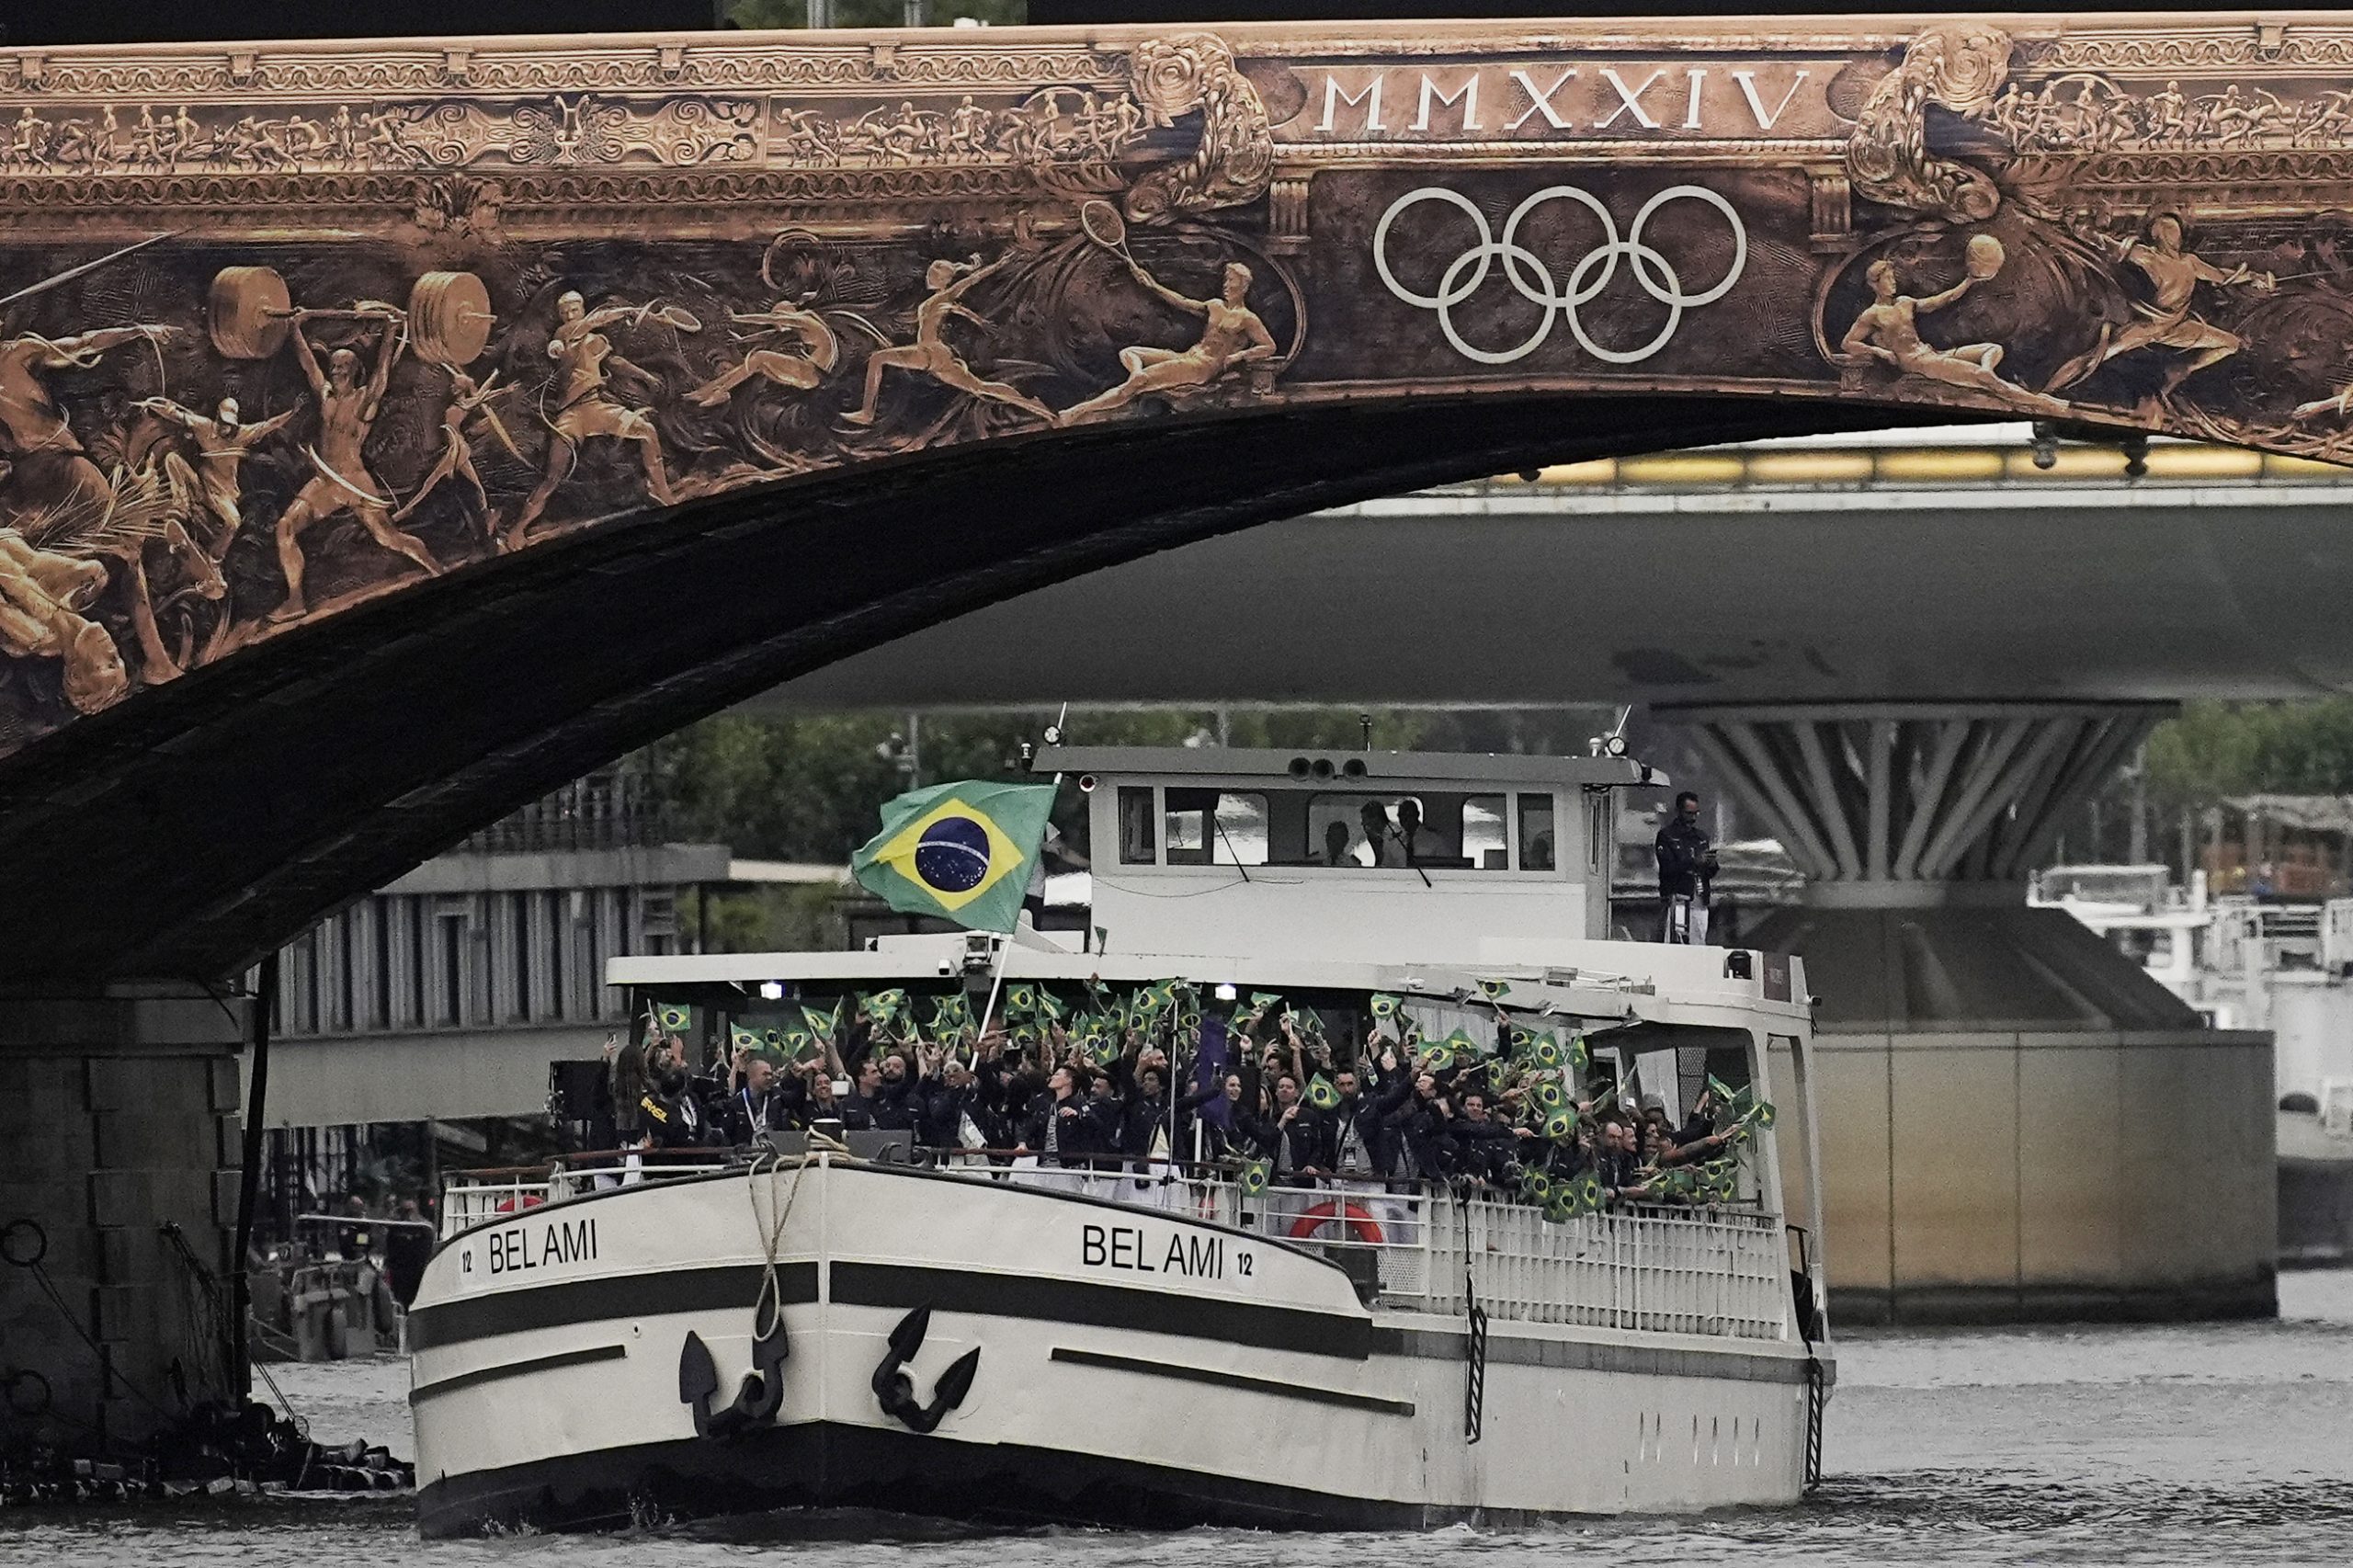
xmin=430 ymin=1152 xmax=1790 ymax=1340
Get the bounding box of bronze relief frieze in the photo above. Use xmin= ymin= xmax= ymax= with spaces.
xmin=0 ymin=16 xmax=2348 ymax=757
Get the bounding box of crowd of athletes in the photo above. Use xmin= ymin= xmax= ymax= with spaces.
xmin=598 ymin=986 xmax=1766 ymax=1217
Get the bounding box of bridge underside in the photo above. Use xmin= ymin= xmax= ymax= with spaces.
xmin=0 ymin=392 xmax=1882 ymax=982
xmin=758 ymin=457 xmax=2353 ymax=714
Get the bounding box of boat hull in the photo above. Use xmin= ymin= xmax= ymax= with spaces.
xmin=410 ymin=1161 xmax=1823 ymax=1538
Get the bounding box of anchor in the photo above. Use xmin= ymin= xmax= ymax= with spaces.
xmin=676 ymin=1312 xmax=790 ymax=1439
xmin=870 ymin=1306 xmax=980 ymax=1435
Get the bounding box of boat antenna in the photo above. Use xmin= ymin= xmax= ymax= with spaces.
xmin=1359 ymin=711 xmax=1373 ymax=752
xmin=1589 ymin=706 xmax=1633 ymax=759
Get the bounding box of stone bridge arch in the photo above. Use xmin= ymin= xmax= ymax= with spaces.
xmin=1 ymin=13 xmax=2350 ymax=975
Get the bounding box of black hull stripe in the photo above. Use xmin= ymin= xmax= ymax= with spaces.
xmin=415 ymin=1420 xmax=1549 ymax=1540
xmin=410 ymin=1259 xmax=1370 ymax=1360
xmin=408 ymin=1264 xmax=813 ymax=1351
xmin=835 ymin=1263 xmax=1371 ymax=1361
xmin=1050 ymin=1346 xmax=1414 ymax=1415
xmin=410 ymin=1344 xmax=629 ymax=1403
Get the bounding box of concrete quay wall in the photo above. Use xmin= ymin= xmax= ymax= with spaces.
xmin=1815 ymin=1028 xmax=2277 ymax=1324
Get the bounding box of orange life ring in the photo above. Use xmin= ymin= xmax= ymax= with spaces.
xmin=1288 ymin=1199 xmax=1384 ymax=1245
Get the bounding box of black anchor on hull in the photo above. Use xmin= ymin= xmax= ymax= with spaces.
xmin=870 ymin=1306 xmax=980 ymax=1435
xmin=677 ymin=1312 xmax=790 ymax=1439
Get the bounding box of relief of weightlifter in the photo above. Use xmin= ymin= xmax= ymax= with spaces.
xmin=271 ymin=308 xmax=443 ymax=621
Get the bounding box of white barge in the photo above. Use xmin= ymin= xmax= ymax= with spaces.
xmin=409 ymin=745 xmax=1834 ymax=1536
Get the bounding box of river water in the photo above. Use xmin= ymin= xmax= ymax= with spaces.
xmin=6 ymin=1271 xmax=2348 ymax=1568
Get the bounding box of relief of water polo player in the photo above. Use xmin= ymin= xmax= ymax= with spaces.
xmin=2046 ymin=210 xmax=2274 ymax=404
xmin=504 ymin=290 xmax=696 ymax=552
xmin=1060 ymin=258 xmax=1278 ymax=424
xmin=271 ymin=306 xmax=443 ymax=621
xmin=1838 ymin=249 xmax=2072 ymax=419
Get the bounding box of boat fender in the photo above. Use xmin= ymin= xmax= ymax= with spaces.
xmin=870 ymin=1306 xmax=981 ymax=1436
xmin=676 ymin=1315 xmax=790 ymax=1439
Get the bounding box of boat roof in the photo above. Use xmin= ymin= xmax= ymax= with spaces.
xmin=608 ymin=934 xmax=1804 ymax=1029
xmin=1031 ymin=744 xmax=1664 ymax=790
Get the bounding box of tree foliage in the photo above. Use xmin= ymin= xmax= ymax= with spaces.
xmin=2143 ymin=699 xmax=2353 ymax=808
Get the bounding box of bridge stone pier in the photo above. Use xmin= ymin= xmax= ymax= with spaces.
xmin=0 ymin=987 xmax=246 ymax=1453
xmin=1671 ymin=703 xmax=2277 ymax=1323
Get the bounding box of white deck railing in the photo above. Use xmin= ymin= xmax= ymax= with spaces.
xmin=980 ymin=1165 xmax=1790 ymax=1341
xmin=438 ymin=1153 xmax=1790 ymax=1343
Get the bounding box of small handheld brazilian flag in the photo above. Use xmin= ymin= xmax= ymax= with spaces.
xmin=1306 ymin=1074 xmax=1340 ymax=1110
xmin=1240 ymin=1157 xmax=1272 ymax=1196
xmin=851 ymin=779 xmax=1058 ymax=935
xmin=655 ymin=1003 xmax=691 ymax=1034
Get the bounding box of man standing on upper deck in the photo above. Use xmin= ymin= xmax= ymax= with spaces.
xmin=1655 ymin=790 xmax=1720 ymax=944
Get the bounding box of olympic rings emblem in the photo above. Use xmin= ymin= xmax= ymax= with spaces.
xmin=1371 ymin=184 xmax=1747 ymax=367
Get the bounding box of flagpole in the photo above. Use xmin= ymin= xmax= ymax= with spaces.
xmin=977 ymin=747 xmax=1063 ymax=1043
xmin=976 ymin=937 xmax=1016 ymax=1041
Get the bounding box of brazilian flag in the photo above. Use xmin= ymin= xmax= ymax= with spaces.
xmin=1569 ymin=1170 xmax=1604 ymax=1215
xmin=861 ymin=988 xmax=909 ymax=1028
xmin=929 ymin=993 xmax=972 ymax=1040
xmin=1521 ymin=1169 xmax=1555 ymax=1203
xmin=1479 ymin=978 xmax=1511 ymax=1000
xmin=1540 ymin=1107 xmax=1576 ymax=1141
xmin=1542 ymin=1188 xmax=1578 ymax=1225
xmin=655 ymin=1003 xmax=692 ymax=1035
xmin=1239 ymin=1157 xmax=1272 ymax=1196
xmin=1567 ymin=1033 xmax=1590 ymax=1073
xmin=729 ymin=1023 xmax=762 ymax=1055
xmin=1743 ymin=1096 xmax=1778 ymax=1130
xmin=1535 ymin=1080 xmax=1566 ymax=1112
xmin=802 ymin=1000 xmax=843 ymax=1050
xmin=1006 ymin=983 xmax=1038 ymax=1017
xmin=1370 ymin=993 xmax=1401 ymax=1022
xmin=1530 ymin=1032 xmax=1564 ymax=1070
xmin=851 ymin=778 xmax=1058 ymax=935
xmin=1306 ymin=1074 xmax=1340 ymax=1110
xmin=760 ymin=1026 xmax=785 ymax=1052
xmin=1441 ymin=1026 xmax=1481 ymax=1062
xmin=782 ymin=1027 xmax=821 ymax=1062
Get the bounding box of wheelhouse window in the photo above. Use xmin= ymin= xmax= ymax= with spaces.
xmin=1518 ymin=792 xmax=1556 ymax=871
xmin=1118 ymin=787 xmax=1156 ymax=866
xmin=1164 ymin=790 xmax=1268 ymax=866
xmin=1304 ymin=791 xmax=1510 ymax=869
